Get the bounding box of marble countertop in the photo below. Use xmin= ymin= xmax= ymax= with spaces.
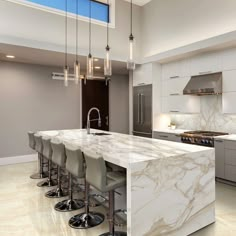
xmin=215 ymin=134 xmax=236 ymax=141
xmin=38 ymin=129 xmax=212 ymax=168
xmin=153 ymin=128 xmax=192 ymax=134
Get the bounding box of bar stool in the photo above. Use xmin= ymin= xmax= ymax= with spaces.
xmin=68 ymin=151 xmax=105 ymax=229
xmin=33 ymin=133 xmax=48 ymax=179
xmin=69 ymin=150 xmax=126 ymax=236
xmin=54 ymin=146 xmax=85 ymax=211
xmin=37 ymin=137 xmax=57 ymax=187
xmin=45 ymin=139 xmax=68 ymax=198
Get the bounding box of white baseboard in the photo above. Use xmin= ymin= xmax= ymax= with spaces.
xmin=0 ymin=154 xmax=38 ymax=166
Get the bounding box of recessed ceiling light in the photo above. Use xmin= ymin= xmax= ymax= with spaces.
xmin=94 ymin=66 xmax=101 ymax=69
xmin=6 ymin=55 xmax=15 ymax=59
xmin=94 ymin=58 xmax=99 ymax=62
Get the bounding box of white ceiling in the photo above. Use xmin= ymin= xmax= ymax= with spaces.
xmin=0 ymin=44 xmax=129 ymax=76
xmin=123 ymin=0 xmax=152 ymax=6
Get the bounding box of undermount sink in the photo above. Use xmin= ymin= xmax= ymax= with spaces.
xmin=92 ymin=132 xmax=111 ymax=136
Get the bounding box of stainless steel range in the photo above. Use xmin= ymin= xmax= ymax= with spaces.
xmin=180 ymin=131 xmax=228 ymax=147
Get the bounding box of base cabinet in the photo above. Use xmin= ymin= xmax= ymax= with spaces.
xmin=153 ymin=131 xmax=181 ymax=142
xmin=215 ymin=140 xmax=225 ymax=179
xmin=215 ymin=139 xmax=236 ymax=182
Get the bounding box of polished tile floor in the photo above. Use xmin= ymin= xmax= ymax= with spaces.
xmin=0 ymin=162 xmax=236 ymax=236
xmin=0 ymin=162 xmax=126 ymax=236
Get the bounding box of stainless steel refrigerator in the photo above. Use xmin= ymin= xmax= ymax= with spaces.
xmin=133 ymin=84 xmax=152 ymax=138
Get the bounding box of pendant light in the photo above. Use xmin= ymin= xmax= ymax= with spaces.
xmin=86 ymin=0 xmax=93 ymax=83
xmin=127 ymin=0 xmax=135 ymax=70
xmin=74 ymin=0 xmax=80 ymax=85
xmin=64 ymin=0 xmax=69 ymax=87
xmin=104 ymin=0 xmax=112 ymax=77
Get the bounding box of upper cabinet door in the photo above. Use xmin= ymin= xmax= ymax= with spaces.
xmin=133 ymin=63 xmax=153 ymax=86
xmin=223 ymin=70 xmax=236 ymax=93
xmin=162 ymin=77 xmax=191 ymax=96
xmin=221 ymin=48 xmax=236 ymax=71
xmin=222 ymin=92 xmax=236 ymax=114
xmin=162 ymin=59 xmax=190 ymax=80
xmin=190 ymin=52 xmax=221 ymax=76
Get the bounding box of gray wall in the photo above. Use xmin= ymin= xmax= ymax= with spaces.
xmin=0 ymin=61 xmax=130 ymax=158
xmin=109 ymin=75 xmax=129 ymax=134
xmin=0 ymin=61 xmax=81 ymax=158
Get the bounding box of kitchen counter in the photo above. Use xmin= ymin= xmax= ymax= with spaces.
xmin=38 ymin=129 xmax=215 ymax=236
xmin=215 ymin=134 xmax=236 ymax=141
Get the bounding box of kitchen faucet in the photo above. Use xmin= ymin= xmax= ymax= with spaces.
xmin=87 ymin=107 xmax=101 ymax=134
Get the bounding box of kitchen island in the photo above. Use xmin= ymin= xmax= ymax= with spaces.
xmin=39 ymin=129 xmax=215 ymax=236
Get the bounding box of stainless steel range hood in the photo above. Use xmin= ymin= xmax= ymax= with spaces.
xmin=183 ymin=72 xmax=222 ymax=95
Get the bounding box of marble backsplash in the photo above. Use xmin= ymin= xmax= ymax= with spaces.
xmin=170 ymin=95 xmax=236 ymax=133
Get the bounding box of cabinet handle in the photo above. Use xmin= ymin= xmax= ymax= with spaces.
xmin=199 ymin=71 xmax=212 ymax=75
xmin=137 ymin=83 xmax=146 ymax=86
xmin=170 ymin=93 xmax=180 ymax=96
xmin=159 ymin=135 xmax=168 ymax=138
xmin=170 ymin=76 xmax=180 ymax=79
xmin=215 ymin=140 xmax=223 ymax=143
xmin=170 ymin=110 xmax=180 ymax=113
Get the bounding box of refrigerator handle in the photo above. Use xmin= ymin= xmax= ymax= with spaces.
xmin=141 ymin=94 xmax=144 ymax=124
xmin=137 ymin=93 xmax=140 ymax=124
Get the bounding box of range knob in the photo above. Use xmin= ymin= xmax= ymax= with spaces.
xmin=201 ymin=139 xmax=205 ymax=144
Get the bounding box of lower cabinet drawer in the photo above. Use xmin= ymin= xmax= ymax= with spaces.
xmin=225 ymin=141 xmax=236 ymax=150
xmin=225 ymin=149 xmax=236 ymax=166
xmin=153 ymin=132 xmax=181 ymax=142
xmin=225 ymin=165 xmax=236 ymax=182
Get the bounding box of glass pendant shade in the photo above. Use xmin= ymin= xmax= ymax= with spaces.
xmin=64 ymin=66 xmax=69 ymax=87
xmin=74 ymin=60 xmax=80 ymax=85
xmin=87 ymin=54 xmax=94 ymax=79
xmin=127 ymin=34 xmax=135 ymax=70
xmin=104 ymin=48 xmax=112 ymax=77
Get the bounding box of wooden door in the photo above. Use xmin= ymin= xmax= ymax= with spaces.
xmin=82 ymin=80 xmax=109 ymax=131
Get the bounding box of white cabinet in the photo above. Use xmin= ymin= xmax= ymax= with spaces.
xmin=162 ymin=59 xmax=190 ymax=81
xmin=222 ymin=70 xmax=236 ymax=92
xmin=153 ymin=131 xmax=181 ymax=142
xmin=221 ymin=48 xmax=236 ymax=71
xmin=214 ymin=139 xmax=225 ymax=179
xmin=161 ymin=95 xmax=200 ymax=114
xmin=190 ymin=52 xmax=221 ymax=76
xmin=222 ymin=92 xmax=236 ymax=114
xmin=162 ymin=77 xmax=190 ymax=96
xmin=133 ymin=63 xmax=153 ymax=86
xmin=215 ymin=139 xmax=236 ymax=182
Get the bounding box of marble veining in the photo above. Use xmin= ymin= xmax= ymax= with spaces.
xmin=169 ymin=95 xmax=236 ymax=133
xmin=38 ymin=129 xmax=215 ymax=236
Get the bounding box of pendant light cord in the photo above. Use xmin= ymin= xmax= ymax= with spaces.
xmin=89 ymin=0 xmax=92 ymax=55
xmin=65 ymin=0 xmax=68 ymax=67
xmin=106 ymin=0 xmax=109 ymax=47
xmin=130 ymin=0 xmax=133 ymax=35
xmin=76 ymin=0 xmax=78 ymax=61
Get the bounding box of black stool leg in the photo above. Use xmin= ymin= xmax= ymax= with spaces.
xmin=45 ymin=166 xmax=68 ymax=198
xmin=68 ymin=179 xmax=104 ymax=229
xmin=30 ymin=153 xmax=48 ymax=179
xmin=37 ymin=160 xmax=57 ymax=187
xmin=99 ymin=190 xmax=127 ymax=236
xmin=54 ymin=173 xmax=84 ymax=212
